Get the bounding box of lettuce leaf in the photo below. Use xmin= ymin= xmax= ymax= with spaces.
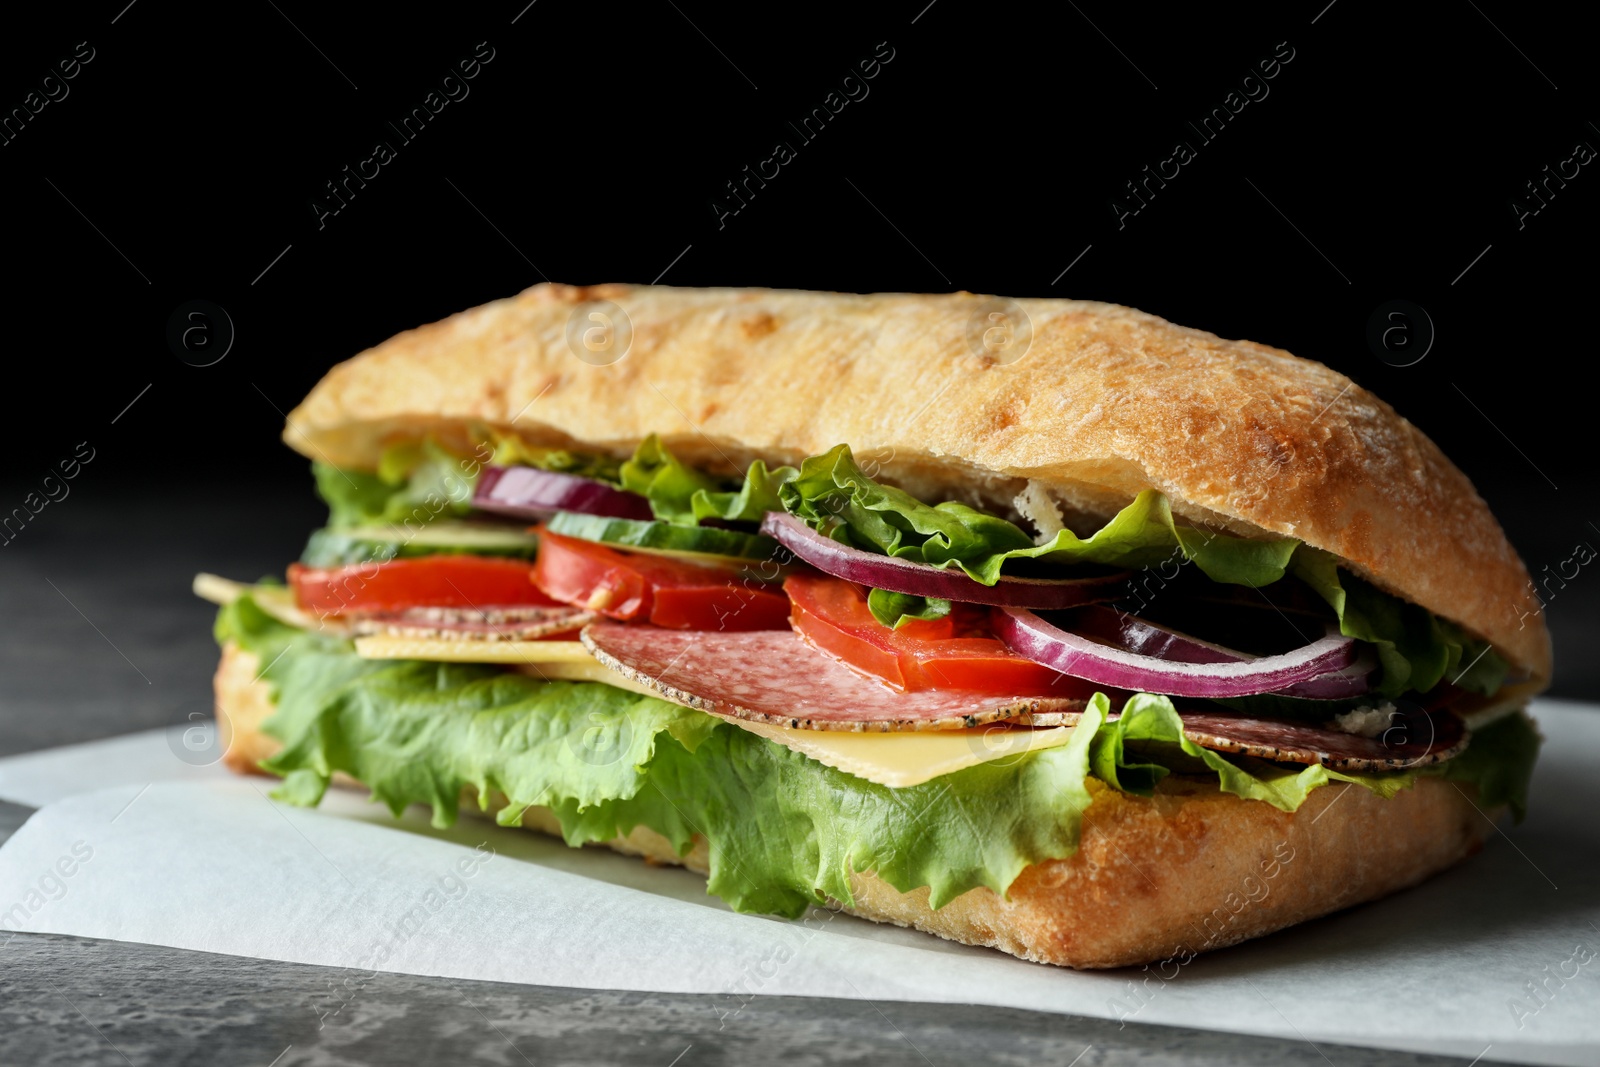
xmin=1430 ymin=711 xmax=1540 ymax=821
xmin=1291 ymin=548 xmax=1507 ymax=697
xmin=619 ymin=435 xmax=724 ymax=525
xmin=264 ymin=662 xmax=718 ymax=826
xmin=691 ymin=459 xmax=797 ymax=523
xmin=488 ymin=434 xmax=623 ymax=485
xmin=215 ymin=591 xmax=356 ymax=686
xmin=1090 ymin=692 xmax=1419 ymax=810
xmin=777 ymin=443 xmax=1297 ymax=593
xmin=218 ymin=592 xmax=715 ymax=824
xmin=619 ymin=436 xmax=799 ymax=525
xmin=314 ymin=441 xmax=485 ymax=529
xmin=317 ymin=436 xmax=625 ymax=532
xmin=558 ymin=701 xmax=1104 ymax=915
xmin=312 ymin=464 xmax=401 ymax=529
xmin=1088 ymin=693 xmax=1540 ymax=819
xmin=866 ymin=588 xmax=951 ymax=628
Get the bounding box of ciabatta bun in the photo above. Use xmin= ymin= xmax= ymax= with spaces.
xmin=283 ymin=284 xmax=1551 ymax=686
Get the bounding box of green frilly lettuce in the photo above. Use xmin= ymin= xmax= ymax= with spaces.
xmin=314 ymin=436 xmax=622 ymax=531
xmin=1090 ymin=692 xmax=1421 ymax=808
xmin=313 ymin=441 xmax=487 ymax=529
xmin=620 ymin=434 xmax=796 ymax=525
xmin=487 ymin=434 xmax=623 ymax=485
xmin=1088 ymin=691 xmax=1537 ymax=819
xmin=1292 ymin=547 xmax=1507 ymax=697
xmin=216 ymin=590 xmax=1539 ymax=919
xmin=1432 ymin=709 xmax=1541 ymax=822
xmin=778 ymin=444 xmax=1299 ymax=587
xmin=777 ymin=444 xmax=1297 ymax=628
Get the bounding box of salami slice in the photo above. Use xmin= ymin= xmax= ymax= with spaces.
xmin=349 ymin=605 xmax=594 ymax=641
xmin=1174 ymin=707 xmax=1467 ymax=770
xmin=580 ymin=622 xmax=1094 ymax=731
xmin=580 ymin=621 xmax=1470 ymax=764
xmin=1016 ymin=703 xmax=1467 ymax=771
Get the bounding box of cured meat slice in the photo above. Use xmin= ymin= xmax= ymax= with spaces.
xmin=580 ymin=621 xmax=1469 ymax=766
xmin=1016 ymin=703 xmax=1467 ymax=771
xmin=580 ymin=622 xmax=1094 ymax=732
xmin=349 ymin=604 xmax=594 ymax=641
xmin=1174 ymin=707 xmax=1467 ymax=770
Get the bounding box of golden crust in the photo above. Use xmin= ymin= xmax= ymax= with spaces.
xmin=216 ymin=644 xmax=1494 ymax=969
xmin=214 ymin=642 xmax=282 ymax=776
xmin=284 ymin=284 xmax=1550 ymax=686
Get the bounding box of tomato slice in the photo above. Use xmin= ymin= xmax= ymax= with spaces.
xmin=785 ymin=572 xmax=1084 ymax=694
xmin=289 ymin=556 xmax=558 ymax=616
xmin=532 ymin=529 xmax=791 ymax=631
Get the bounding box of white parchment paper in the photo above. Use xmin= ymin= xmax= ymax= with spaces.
xmin=2 ymin=701 xmax=1596 ymax=1066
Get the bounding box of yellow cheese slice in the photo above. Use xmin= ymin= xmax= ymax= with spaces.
xmin=1457 ymin=679 xmax=1544 ymax=731
xmin=352 ymin=636 xmax=661 ymax=697
xmin=352 ymin=636 xmax=594 ymax=663
xmin=527 ymin=658 xmax=663 ymax=696
xmin=727 ymin=720 xmax=1077 ymax=788
xmin=193 ymin=573 xmax=348 ymax=634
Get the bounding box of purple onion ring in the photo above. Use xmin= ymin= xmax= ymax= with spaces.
xmin=760 ymin=511 xmax=1129 ymax=610
xmin=473 ymin=466 xmax=653 ymax=522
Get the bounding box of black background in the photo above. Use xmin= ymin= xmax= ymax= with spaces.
xmin=2 ymin=1 xmax=1595 ymax=696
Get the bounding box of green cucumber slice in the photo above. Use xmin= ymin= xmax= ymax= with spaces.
xmin=300 ymin=521 xmax=539 ymax=567
xmin=545 ymin=511 xmax=780 ymax=564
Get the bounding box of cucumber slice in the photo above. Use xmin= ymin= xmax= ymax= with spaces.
xmin=545 ymin=511 xmax=780 ymax=565
xmin=301 ymin=521 xmax=539 ymax=567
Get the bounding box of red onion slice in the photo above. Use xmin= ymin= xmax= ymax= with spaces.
xmin=992 ymin=607 xmax=1359 ymax=698
xmin=1064 ymin=605 xmax=1248 ymax=665
xmin=473 ymin=466 xmax=653 ymax=522
xmin=1063 ymin=604 xmax=1374 ymax=697
xmin=1273 ymin=653 xmax=1378 ymax=699
xmin=760 ymin=512 xmax=1129 ymax=609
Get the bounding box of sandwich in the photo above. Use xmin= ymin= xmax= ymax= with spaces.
xmin=196 ymin=283 xmax=1548 ymax=969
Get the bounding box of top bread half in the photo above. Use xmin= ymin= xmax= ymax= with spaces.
xmin=284 ymin=283 xmax=1551 ymax=686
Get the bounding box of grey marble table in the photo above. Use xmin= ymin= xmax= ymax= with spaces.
xmin=0 ymin=489 xmax=1510 ymax=1065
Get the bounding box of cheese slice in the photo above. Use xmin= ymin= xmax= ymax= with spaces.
xmin=193 ymin=572 xmax=246 ymax=606
xmin=527 ymin=658 xmax=663 ymax=696
xmin=352 ymin=636 xmax=594 ymax=663
xmin=352 ymin=636 xmax=661 ymax=697
xmin=193 ymin=573 xmax=349 ymax=634
xmin=726 ymin=720 xmax=1078 ymax=788
xmin=1456 ymin=679 xmax=1544 ymax=731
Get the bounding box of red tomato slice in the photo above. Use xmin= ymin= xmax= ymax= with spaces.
xmin=290 ymin=556 xmax=558 ymax=616
xmin=785 ymin=572 xmax=1084 ymax=694
xmin=532 ymin=529 xmax=791 ymax=631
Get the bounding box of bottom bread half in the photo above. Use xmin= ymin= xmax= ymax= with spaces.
xmin=215 ymin=642 xmax=1493 ymax=969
